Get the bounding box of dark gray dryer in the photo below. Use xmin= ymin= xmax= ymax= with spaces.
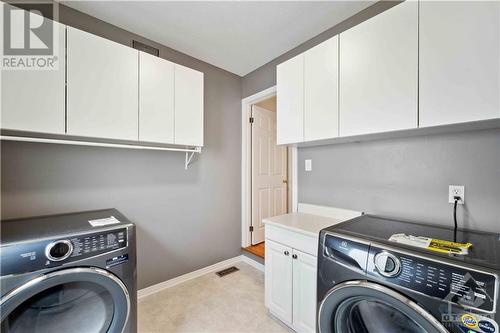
xmin=0 ymin=209 xmax=137 ymax=333
xmin=317 ymin=215 xmax=499 ymax=333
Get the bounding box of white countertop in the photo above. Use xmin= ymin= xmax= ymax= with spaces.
xmin=263 ymin=212 xmax=347 ymax=238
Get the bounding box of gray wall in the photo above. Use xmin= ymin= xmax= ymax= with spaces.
xmin=241 ymin=2 xmax=500 ymax=233
xmin=1 ymin=5 xmax=242 ymax=289
xmin=298 ymin=129 xmax=500 ymax=233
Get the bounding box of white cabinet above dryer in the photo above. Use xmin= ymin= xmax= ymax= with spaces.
xmin=139 ymin=51 xmax=175 ymax=144
xmin=66 ymin=26 xmax=139 ymax=141
xmin=174 ymin=64 xmax=204 ymax=147
xmin=1 ymin=18 xmax=66 ymax=135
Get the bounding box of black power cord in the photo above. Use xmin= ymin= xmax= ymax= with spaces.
xmin=453 ymin=196 xmax=461 ymax=242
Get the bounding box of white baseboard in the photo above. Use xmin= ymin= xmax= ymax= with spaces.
xmin=138 ymin=255 xmax=264 ymax=299
xmin=241 ymin=254 xmax=265 ymax=272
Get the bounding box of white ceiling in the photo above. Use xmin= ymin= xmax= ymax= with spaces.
xmin=62 ymin=1 xmax=373 ymax=76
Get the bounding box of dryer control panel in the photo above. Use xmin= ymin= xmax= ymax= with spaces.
xmin=367 ymin=246 xmax=498 ymax=313
xmin=1 ymin=228 xmax=128 ymax=276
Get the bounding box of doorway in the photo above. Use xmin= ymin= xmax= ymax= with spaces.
xmin=241 ymin=86 xmax=298 ymax=255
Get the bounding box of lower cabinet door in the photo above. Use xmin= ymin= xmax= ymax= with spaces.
xmin=265 ymin=240 xmax=293 ymax=325
xmin=292 ymin=249 xmax=317 ymax=333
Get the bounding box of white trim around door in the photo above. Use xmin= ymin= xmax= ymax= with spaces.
xmin=241 ymin=86 xmax=298 ymax=248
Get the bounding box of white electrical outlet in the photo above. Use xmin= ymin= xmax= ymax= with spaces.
xmin=305 ymin=159 xmax=312 ymax=171
xmin=449 ymin=185 xmax=465 ymax=204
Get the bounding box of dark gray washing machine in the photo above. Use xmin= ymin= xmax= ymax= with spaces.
xmin=0 ymin=209 xmax=137 ymax=333
xmin=317 ymin=215 xmax=499 ymax=333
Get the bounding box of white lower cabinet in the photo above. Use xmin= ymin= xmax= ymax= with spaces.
xmin=265 ymin=236 xmax=317 ymax=333
xmin=265 ymin=240 xmax=293 ymax=325
xmin=292 ymin=250 xmax=317 ymax=333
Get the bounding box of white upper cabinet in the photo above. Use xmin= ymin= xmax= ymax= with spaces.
xmin=277 ymin=54 xmax=304 ymax=144
xmin=419 ymin=1 xmax=500 ymax=127
xmin=1 ymin=19 xmax=65 ymax=134
xmin=339 ymin=1 xmax=418 ymax=136
xmin=304 ymin=36 xmax=339 ymax=141
xmin=139 ymin=52 xmax=175 ymax=144
xmin=174 ymin=64 xmax=204 ymax=146
xmin=66 ymin=27 xmax=139 ymax=141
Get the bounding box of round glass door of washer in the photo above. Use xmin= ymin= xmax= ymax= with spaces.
xmin=318 ymin=281 xmax=448 ymax=333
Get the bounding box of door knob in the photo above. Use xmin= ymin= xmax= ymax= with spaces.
xmin=284 ymin=251 xmax=290 ymax=256
xmin=282 ymin=180 xmax=288 ymax=184
xmin=292 ymin=254 xmax=298 ymax=259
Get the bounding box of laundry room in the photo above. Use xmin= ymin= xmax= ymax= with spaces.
xmin=1 ymin=1 xmax=499 ymax=333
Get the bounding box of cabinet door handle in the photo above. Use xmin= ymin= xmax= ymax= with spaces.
xmin=292 ymin=254 xmax=298 ymax=259
xmin=284 ymin=250 xmax=290 ymax=256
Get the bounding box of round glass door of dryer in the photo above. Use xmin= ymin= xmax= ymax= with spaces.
xmin=1 ymin=268 xmax=129 ymax=333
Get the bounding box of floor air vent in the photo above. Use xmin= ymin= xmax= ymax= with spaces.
xmin=216 ymin=266 xmax=239 ymax=277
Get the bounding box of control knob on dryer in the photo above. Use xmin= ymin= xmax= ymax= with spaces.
xmin=45 ymin=240 xmax=73 ymax=261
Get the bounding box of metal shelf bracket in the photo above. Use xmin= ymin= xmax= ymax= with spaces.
xmin=185 ymin=147 xmax=202 ymax=170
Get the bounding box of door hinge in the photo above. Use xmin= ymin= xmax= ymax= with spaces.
xmin=249 ymin=117 xmax=254 ymax=124
xmin=249 ymin=226 xmax=254 ymax=232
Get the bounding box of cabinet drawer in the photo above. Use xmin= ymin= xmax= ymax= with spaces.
xmin=265 ymin=224 xmax=318 ymax=257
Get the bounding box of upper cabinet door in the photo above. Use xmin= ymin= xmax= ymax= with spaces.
xmin=340 ymin=1 xmax=418 ymax=136
xmin=1 ymin=18 xmax=65 ymax=134
xmin=66 ymin=27 xmax=139 ymax=141
xmin=277 ymin=54 xmax=304 ymax=144
xmin=139 ymin=52 xmax=175 ymax=144
xmin=419 ymin=1 xmax=500 ymax=127
xmin=304 ymin=36 xmax=339 ymax=142
xmin=174 ymin=64 xmax=204 ymax=146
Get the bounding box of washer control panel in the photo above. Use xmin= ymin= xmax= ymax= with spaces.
xmin=1 ymin=228 xmax=128 ymax=276
xmin=367 ymin=246 xmax=497 ymax=313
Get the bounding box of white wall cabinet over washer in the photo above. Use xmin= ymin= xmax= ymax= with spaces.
xmin=339 ymin=0 xmax=418 ymax=136
xmin=139 ymin=51 xmax=175 ymax=144
xmin=277 ymin=36 xmax=339 ymax=145
xmin=1 ymin=18 xmax=66 ymax=134
xmin=66 ymin=26 xmax=139 ymax=141
xmin=277 ymin=54 xmax=304 ymax=145
xmin=304 ymin=36 xmax=339 ymax=142
xmin=419 ymin=1 xmax=500 ymax=127
xmin=174 ymin=64 xmax=204 ymax=147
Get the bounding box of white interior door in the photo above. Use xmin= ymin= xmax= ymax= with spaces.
xmin=251 ymin=105 xmax=287 ymax=245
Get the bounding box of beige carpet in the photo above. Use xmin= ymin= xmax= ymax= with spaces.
xmin=138 ymin=262 xmax=292 ymax=333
